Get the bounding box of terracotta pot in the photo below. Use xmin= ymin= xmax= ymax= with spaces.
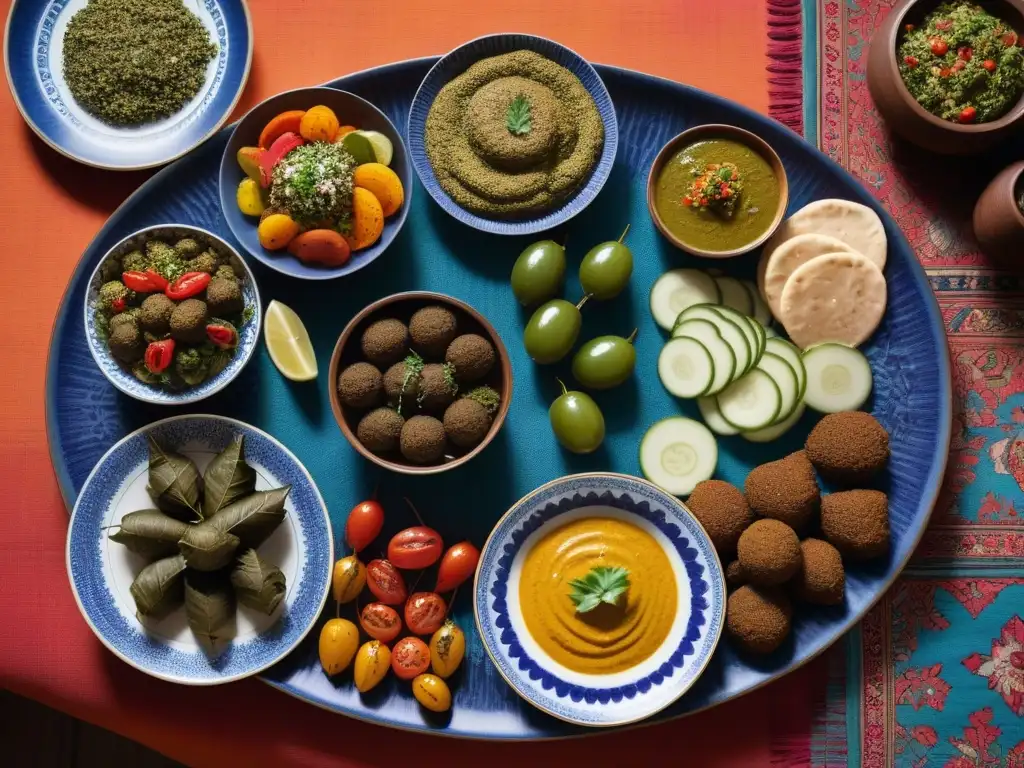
xmin=973 ymin=160 xmax=1024 ymax=259
xmin=866 ymin=0 xmax=1024 ymax=155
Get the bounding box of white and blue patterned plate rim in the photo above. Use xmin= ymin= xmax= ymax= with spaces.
xmin=66 ymin=413 xmax=334 ymax=685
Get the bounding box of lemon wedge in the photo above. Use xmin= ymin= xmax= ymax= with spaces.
xmin=264 ymin=300 xmax=318 ymax=381
xmin=356 ymin=130 xmax=393 ymax=167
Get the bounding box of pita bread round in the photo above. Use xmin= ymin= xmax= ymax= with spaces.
xmin=763 ymin=233 xmax=858 ymax=318
xmin=763 ymin=199 xmax=887 ymax=271
xmin=779 ymin=252 xmax=887 ymax=349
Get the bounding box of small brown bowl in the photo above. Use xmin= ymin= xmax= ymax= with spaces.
xmin=973 ymin=160 xmax=1024 ymax=260
xmin=866 ymin=0 xmax=1024 ymax=155
xmin=328 ymin=291 xmax=513 ymax=475
xmin=646 ymin=124 xmax=789 ymax=258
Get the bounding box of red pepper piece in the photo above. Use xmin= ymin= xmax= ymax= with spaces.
xmin=1002 ymin=32 xmax=1018 ymax=47
xmin=165 ymin=272 xmax=211 ymax=301
xmin=930 ymin=38 xmax=949 ymax=55
xmin=144 ymin=339 xmax=175 ymax=374
xmin=983 ymin=59 xmax=997 ymax=72
xmin=939 ymin=67 xmax=953 ymax=78
xmin=952 ymin=59 xmax=966 ymax=72
xmin=122 ymin=271 xmax=162 ymax=293
xmin=904 ymin=55 xmax=919 ymax=67
xmin=959 ymin=106 xmax=977 ymax=123
xmin=935 ymin=19 xmax=952 ymax=31
xmin=957 ymin=46 xmax=972 ymax=61
xmin=111 ymin=297 xmax=126 ymax=313
xmin=206 ymin=324 xmax=238 ymax=350
xmin=145 ymin=270 xmax=169 ymax=291
xmin=682 ymin=196 xmax=693 ymax=206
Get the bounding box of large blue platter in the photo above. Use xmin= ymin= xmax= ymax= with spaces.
xmin=47 ymin=57 xmax=951 ymax=739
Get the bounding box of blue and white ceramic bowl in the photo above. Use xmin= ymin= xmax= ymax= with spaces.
xmin=474 ymin=473 xmax=725 ymax=727
xmin=67 ymin=415 xmax=333 ymax=685
xmin=407 ymin=33 xmax=619 ymax=236
xmin=84 ymin=224 xmax=261 ymax=406
xmin=4 ymin=0 xmax=252 ymax=170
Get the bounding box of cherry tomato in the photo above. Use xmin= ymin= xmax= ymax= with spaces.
xmin=957 ymin=45 xmax=972 ymax=61
xmin=122 ymin=270 xmax=162 ymax=293
xmin=435 ymin=541 xmax=481 ymax=593
xmin=1001 ymin=32 xmax=1019 ymax=47
xmin=930 ymin=38 xmax=948 ymax=55
xmin=904 ymin=23 xmax=915 ymax=32
xmin=404 ymin=592 xmax=447 ymax=636
xmin=391 ymin=637 xmax=430 ymax=680
xmin=903 ymin=55 xmax=919 ymax=68
xmin=983 ymin=59 xmax=997 ymax=72
xmin=935 ymin=19 xmax=952 ymax=30
xmin=387 ymin=526 xmax=444 ymax=570
xmin=345 ymin=500 xmax=384 ymax=553
xmin=165 ymin=271 xmax=210 ymax=301
xmin=144 ymin=339 xmax=175 ymax=374
xmin=359 ymin=602 xmax=402 ymax=643
xmin=959 ymin=106 xmax=977 ymax=123
xmin=366 ymin=559 xmax=407 ymax=605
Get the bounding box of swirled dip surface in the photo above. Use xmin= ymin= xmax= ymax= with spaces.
xmin=518 ymin=517 xmax=677 ymax=675
xmin=425 ymin=51 xmax=604 ymax=218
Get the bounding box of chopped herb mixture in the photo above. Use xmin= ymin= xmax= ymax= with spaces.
xmin=268 ymin=142 xmax=357 ymax=230
xmin=898 ymin=1 xmax=1024 ymax=123
xmin=683 ymin=162 xmax=743 ymax=216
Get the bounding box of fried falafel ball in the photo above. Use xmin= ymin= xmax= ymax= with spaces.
xmin=793 ymin=538 xmax=845 ymax=605
xmin=383 ymin=360 xmax=421 ymax=412
xmin=744 ymin=451 xmax=820 ymax=531
xmin=169 ymin=298 xmax=209 ymax=343
xmin=121 ymin=249 xmax=148 ymax=273
xmin=174 ymin=238 xmax=202 ymax=258
xmin=737 ymin=518 xmax=802 ymax=586
xmin=215 ymin=263 xmax=240 ymax=283
xmin=443 ymin=397 xmax=492 ymax=449
xmin=139 ymin=293 xmax=176 ymax=335
xmin=726 ymin=585 xmax=792 ymax=654
xmin=409 ymin=305 xmax=458 ymax=358
xmin=337 ymin=362 xmax=384 ymax=409
xmin=821 ymin=490 xmax=890 ymax=560
xmin=445 ymin=334 xmax=496 ymax=382
xmin=357 ymin=407 xmax=404 ymax=454
xmin=400 ymin=415 xmax=447 ymax=464
xmin=98 ymin=280 xmax=135 ymax=314
xmin=806 ymin=411 xmax=890 ymax=485
xmin=419 ymin=363 xmax=458 ymax=411
xmin=686 ymin=479 xmax=755 ymax=557
xmin=187 ymin=250 xmax=219 ymax=275
xmin=362 ymin=319 xmax=410 ymax=367
xmin=108 ymin=318 xmax=144 ymax=363
xmin=206 ymin=277 xmax=244 ymax=317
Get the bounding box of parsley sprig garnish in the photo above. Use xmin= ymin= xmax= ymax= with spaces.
xmin=506 ymin=95 xmax=533 ymax=136
xmin=568 ymin=566 xmax=630 ymax=614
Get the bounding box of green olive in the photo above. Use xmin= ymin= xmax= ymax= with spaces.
xmin=579 ymin=225 xmax=633 ymax=300
xmin=523 ymin=297 xmax=588 ymax=364
xmin=571 ymin=330 xmax=637 ymax=389
xmin=511 ymin=240 xmax=566 ymax=306
xmin=549 ymin=379 xmax=605 ymax=454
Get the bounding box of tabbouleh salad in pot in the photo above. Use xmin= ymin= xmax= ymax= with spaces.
xmin=898 ymin=1 xmax=1024 ymax=123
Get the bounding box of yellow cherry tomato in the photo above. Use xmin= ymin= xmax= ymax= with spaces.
xmin=236 ymin=177 xmax=266 ymax=217
xmin=257 ymin=213 xmax=300 ymax=251
xmin=429 ymin=620 xmax=465 ymax=679
xmin=412 ymin=673 xmax=452 ymax=713
xmin=354 ymin=640 xmax=391 ymax=693
xmin=318 ymin=618 xmax=359 ymax=676
xmin=332 ymin=555 xmax=366 ymax=604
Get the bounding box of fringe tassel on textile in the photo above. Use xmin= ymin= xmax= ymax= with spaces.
xmin=767 ymin=0 xmax=804 ymax=135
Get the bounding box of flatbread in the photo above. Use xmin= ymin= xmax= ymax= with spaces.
xmin=763 ymin=234 xmax=858 ymax=318
xmin=779 ymin=252 xmax=887 ymax=349
xmin=762 ymin=199 xmax=888 ymax=271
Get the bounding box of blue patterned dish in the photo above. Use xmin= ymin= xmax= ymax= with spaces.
xmin=66 ymin=415 xmax=333 ymax=685
xmin=407 ymin=34 xmax=618 ymax=235
xmin=83 ymin=225 xmax=261 ymax=406
xmin=475 ymin=473 xmax=724 ymax=727
xmin=4 ymin=0 xmax=252 ymax=170
xmin=219 ymin=87 xmax=412 ymax=280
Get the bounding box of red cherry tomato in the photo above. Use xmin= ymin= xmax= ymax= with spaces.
xmin=391 ymin=637 xmax=430 ymax=680
xmin=1001 ymin=32 xmax=1019 ymax=47
xmin=366 ymin=559 xmax=407 ymax=605
xmin=930 ymin=38 xmax=948 ymax=55
xmin=359 ymin=602 xmax=402 ymax=643
xmin=144 ymin=339 xmax=175 ymax=374
xmin=957 ymin=45 xmax=972 ymax=61
xmin=435 ymin=541 xmax=481 ymax=594
xmin=165 ymin=271 xmax=211 ymax=301
xmin=935 ymin=19 xmax=952 ymax=31
xmin=345 ymin=500 xmax=384 ymax=553
xmin=387 ymin=526 xmax=444 ymax=570
xmin=959 ymin=106 xmax=977 ymax=123
xmin=404 ymin=592 xmax=447 ymax=636
xmin=983 ymin=59 xmax=997 ymax=72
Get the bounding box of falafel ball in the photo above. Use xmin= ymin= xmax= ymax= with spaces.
xmin=383 ymin=360 xmax=421 ymax=411
xmin=821 ymin=490 xmax=890 ymax=560
xmin=806 ymin=411 xmax=890 ymax=485
xmin=686 ymin=480 xmax=755 ymax=557
xmin=215 ymin=264 xmax=240 ymax=283
xmin=108 ymin=319 xmax=144 ymax=363
xmin=121 ymin=249 xmax=147 ymax=273
xmin=409 ymin=306 xmax=458 ymax=358
xmin=419 ymin=363 xmax=458 ymax=411
xmin=206 ymin=277 xmax=244 ymax=317
xmin=169 ymin=299 xmax=209 ymax=343
xmin=338 ymin=362 xmax=384 ymax=409
xmin=187 ymin=250 xmax=219 ymax=275
xmin=444 ymin=397 xmax=492 ymax=449
xmin=793 ymin=538 xmax=845 ymax=605
xmin=400 ymin=415 xmax=447 ymax=464
xmin=726 ymin=585 xmax=792 ymax=654
xmin=356 ymin=408 xmax=405 ymax=454
xmin=139 ymin=293 xmax=176 ymax=334
xmin=744 ymin=451 xmax=820 ymax=531
xmin=98 ymin=280 xmax=135 ymax=314
xmin=725 ymin=560 xmax=748 ymax=591
xmin=174 ymin=238 xmax=202 ymax=258
xmin=109 ymin=309 xmax=141 ymax=329
xmin=446 ymin=334 xmax=496 ymax=382
xmin=737 ymin=519 xmax=802 ymax=586
xmin=362 ymin=319 xmax=409 ymax=367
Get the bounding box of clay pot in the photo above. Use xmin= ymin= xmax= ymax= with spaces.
xmin=866 ymin=0 xmax=1024 ymax=154
xmin=973 ymin=160 xmax=1024 ymax=260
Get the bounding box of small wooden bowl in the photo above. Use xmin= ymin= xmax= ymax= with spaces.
xmin=328 ymin=291 xmax=513 ymax=475
xmin=646 ymin=124 xmax=789 ymax=258
xmin=974 ymin=160 xmax=1024 ymax=261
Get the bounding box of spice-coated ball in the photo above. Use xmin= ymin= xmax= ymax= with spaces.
xmin=443 ymin=397 xmax=493 ymax=449
xmin=383 ymin=361 xmax=420 ymax=412
xmin=821 ymin=490 xmax=890 ymax=560
xmin=805 ymin=411 xmax=890 ymax=485
xmin=337 ymin=362 xmax=383 ymax=409
xmin=793 ymin=538 xmax=845 ymax=605
xmin=726 ymin=585 xmax=792 ymax=654
xmin=361 ymin=319 xmax=409 ymax=367
xmin=445 ymin=334 xmax=496 ymax=382
xmin=205 ymin=277 xmax=243 ymax=316
xmin=356 ymin=408 xmax=404 ymax=454
xmin=400 ymin=415 xmax=447 ymax=464
xmin=419 ymin=364 xmax=458 ymax=412
xmin=737 ymin=519 xmax=802 ymax=586
xmin=139 ymin=293 xmax=176 ymax=334
xmin=686 ymin=480 xmax=754 ymax=557
xmin=168 ymin=298 xmax=208 ymax=343
xmin=108 ymin=319 xmax=144 ymax=363
xmin=744 ymin=451 xmax=820 ymax=531
xmin=408 ymin=306 xmax=458 ymax=359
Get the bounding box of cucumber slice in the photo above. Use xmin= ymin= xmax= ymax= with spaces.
xmin=712 ymin=306 xmax=761 ymax=372
xmin=713 ymin=276 xmax=753 ymax=316
xmin=658 ymin=337 xmax=716 ymax=398
xmin=765 ymin=337 xmax=806 ymax=400
xmin=746 ymin=315 xmax=767 ymax=361
xmin=697 ymin=396 xmax=740 ymax=436
xmin=756 ymin=352 xmax=800 ymax=425
xmin=650 ymin=270 xmax=721 ymax=331
xmin=640 ymin=417 xmax=719 ymax=496
xmin=672 ymin=320 xmax=736 ymax=395
xmin=744 ymin=279 xmax=774 ymax=325
xmin=763 ymin=326 xmax=779 ymax=339
xmin=742 ymin=403 xmax=806 ymax=443
xmin=675 ymin=305 xmax=751 ymax=379
xmin=801 ymin=343 xmax=873 ymax=412
xmin=715 ymin=368 xmax=782 ymax=430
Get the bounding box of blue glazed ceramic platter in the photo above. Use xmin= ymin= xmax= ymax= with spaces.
xmin=4 ymin=0 xmax=252 ymax=170
xmin=48 ymin=58 xmax=950 ymax=738
xmin=66 ymin=415 xmax=333 ymax=685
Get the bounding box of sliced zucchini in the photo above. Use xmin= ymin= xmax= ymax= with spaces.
xmin=713 ymin=276 xmax=753 ymax=316
xmin=675 ymin=304 xmax=751 ymax=379
xmin=650 ymin=270 xmax=721 ymax=331
xmin=765 ymin=337 xmax=806 ymax=400
xmin=756 ymin=352 xmax=800 ymax=425
xmin=801 ymin=343 xmax=873 ymax=413
xmin=697 ymin=396 xmax=739 ymax=436
xmin=658 ymin=337 xmax=715 ymax=398
xmin=712 ymin=306 xmax=761 ymax=372
xmin=744 ymin=279 xmax=774 ymax=325
xmin=672 ymin=320 xmax=737 ymax=395
xmin=742 ymin=403 xmax=807 ymax=443
xmin=640 ymin=417 xmax=719 ymax=496
xmin=715 ymin=368 xmax=782 ymax=430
